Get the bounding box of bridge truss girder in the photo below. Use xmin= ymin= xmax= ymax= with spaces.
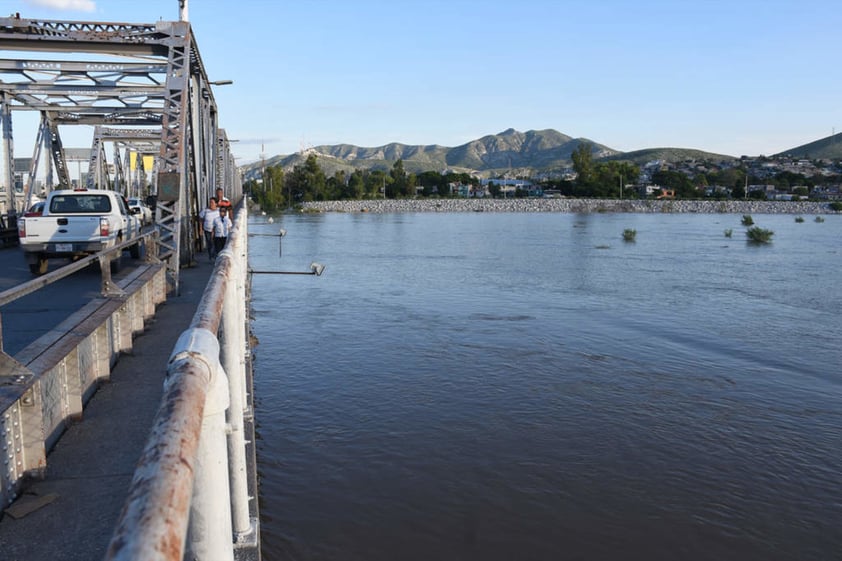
xmin=0 ymin=15 xmax=240 ymax=293
xmin=87 ymin=126 xmax=161 ymax=197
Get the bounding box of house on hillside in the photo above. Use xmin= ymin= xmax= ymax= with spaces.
xmin=810 ymin=184 xmax=841 ymax=200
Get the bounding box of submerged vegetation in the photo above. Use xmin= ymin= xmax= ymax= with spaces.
xmin=746 ymin=226 xmax=774 ymax=244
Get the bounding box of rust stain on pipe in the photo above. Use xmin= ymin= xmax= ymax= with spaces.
xmin=105 ymin=359 xmax=211 ymax=561
xmin=191 ymin=254 xmax=234 ymax=334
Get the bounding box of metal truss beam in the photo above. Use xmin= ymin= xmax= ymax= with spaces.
xmin=0 ymin=18 xmax=173 ymax=57
xmin=0 ymin=14 xmax=234 ymax=294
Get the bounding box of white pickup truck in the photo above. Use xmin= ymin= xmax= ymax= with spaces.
xmin=17 ymin=189 xmax=142 ymax=275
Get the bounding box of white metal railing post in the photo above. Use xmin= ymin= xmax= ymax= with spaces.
xmin=179 ymin=328 xmax=235 ymax=561
xmin=219 ymin=241 xmax=252 ymax=538
xmin=238 ymin=209 xmax=250 ymax=413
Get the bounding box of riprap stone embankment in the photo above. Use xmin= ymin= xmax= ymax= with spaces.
xmin=302 ymin=199 xmax=838 ymax=214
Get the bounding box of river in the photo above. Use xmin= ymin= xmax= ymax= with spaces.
xmin=249 ymin=210 xmax=841 ymax=561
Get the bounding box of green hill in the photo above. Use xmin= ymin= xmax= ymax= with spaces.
xmin=243 ymin=128 xmax=619 ymax=179
xmin=242 ymin=129 xmax=837 ymax=180
xmin=601 ymin=147 xmax=737 ymax=165
xmin=775 ymin=134 xmax=842 ymax=159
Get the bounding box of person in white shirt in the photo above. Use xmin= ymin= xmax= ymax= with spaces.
xmin=198 ymin=197 xmax=219 ymax=260
xmin=212 ymin=206 xmax=233 ymax=255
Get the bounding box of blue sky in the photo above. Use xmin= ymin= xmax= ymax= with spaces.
xmin=5 ymin=0 xmax=842 ymax=164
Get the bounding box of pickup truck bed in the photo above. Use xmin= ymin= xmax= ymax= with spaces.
xmin=18 ymin=189 xmax=142 ymax=275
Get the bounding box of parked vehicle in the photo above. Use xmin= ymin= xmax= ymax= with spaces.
xmin=127 ymin=197 xmax=153 ymax=225
xmin=24 ymin=201 xmax=45 ymax=217
xmin=17 ymin=189 xmax=142 ymax=275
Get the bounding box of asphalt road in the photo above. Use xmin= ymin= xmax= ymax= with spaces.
xmin=0 ymin=245 xmax=144 ymax=357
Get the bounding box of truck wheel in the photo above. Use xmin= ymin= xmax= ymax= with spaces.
xmin=29 ymin=256 xmax=48 ymax=275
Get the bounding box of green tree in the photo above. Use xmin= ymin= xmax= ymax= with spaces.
xmin=304 ymin=154 xmax=327 ymax=200
xmin=652 ymin=170 xmax=695 ymax=198
xmin=325 ymin=170 xmax=345 ymax=200
xmin=390 ymin=159 xmax=408 ymax=197
xmin=252 ymin=165 xmax=285 ymax=211
xmin=343 ymin=169 xmax=365 ymax=199
xmin=591 ymin=161 xmax=639 ymax=198
xmin=774 ymin=171 xmax=810 ymax=191
xmin=571 ymin=142 xmax=595 ymax=187
xmin=365 ymin=169 xmax=390 ymax=198
xmin=407 ymin=172 xmax=418 ymax=197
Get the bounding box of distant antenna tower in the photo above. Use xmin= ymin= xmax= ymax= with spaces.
xmin=299 ymin=137 xmax=314 ymax=155
xmin=260 ymin=142 xmax=266 ymax=182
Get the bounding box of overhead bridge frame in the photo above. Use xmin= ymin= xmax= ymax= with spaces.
xmin=0 ymin=15 xmax=242 ymax=293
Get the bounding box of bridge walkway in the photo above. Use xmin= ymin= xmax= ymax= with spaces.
xmin=0 ymin=261 xmax=213 ymax=561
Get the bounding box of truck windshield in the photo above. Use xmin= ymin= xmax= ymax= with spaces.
xmin=49 ymin=195 xmax=112 ymax=213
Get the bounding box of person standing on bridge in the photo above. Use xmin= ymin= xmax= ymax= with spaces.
xmin=199 ymin=196 xmax=219 ymax=261
xmin=212 ymin=206 xmax=233 ymax=255
xmin=216 ymin=187 xmax=231 ymax=211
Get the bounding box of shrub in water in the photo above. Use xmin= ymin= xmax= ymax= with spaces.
xmin=815 ymin=216 xmax=825 ymax=223
xmin=741 ymin=214 xmax=754 ymax=226
xmin=724 ymin=228 xmax=733 ymax=238
xmin=795 ymin=216 xmax=805 ymax=223
xmin=622 ymin=228 xmax=637 ymax=242
xmin=746 ymin=226 xmax=774 ymax=244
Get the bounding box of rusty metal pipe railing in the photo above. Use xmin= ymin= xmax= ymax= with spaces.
xmin=104 ymin=358 xmax=210 ymax=561
xmin=106 ymin=203 xmax=251 ymax=561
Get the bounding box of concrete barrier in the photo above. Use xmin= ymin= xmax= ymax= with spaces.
xmin=0 ymin=263 xmax=167 ymax=510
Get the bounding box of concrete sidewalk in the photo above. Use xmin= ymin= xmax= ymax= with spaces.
xmin=0 ymin=262 xmax=213 ymax=561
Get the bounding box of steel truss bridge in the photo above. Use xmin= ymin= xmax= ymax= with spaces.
xmin=0 ymin=14 xmax=241 ymax=292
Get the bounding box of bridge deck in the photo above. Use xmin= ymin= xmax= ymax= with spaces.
xmin=0 ymin=261 xmax=213 ymax=561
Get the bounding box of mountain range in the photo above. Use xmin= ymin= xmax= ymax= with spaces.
xmin=244 ymin=128 xmax=842 ymax=178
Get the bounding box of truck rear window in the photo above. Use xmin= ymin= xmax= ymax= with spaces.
xmin=49 ymin=195 xmax=112 ymax=213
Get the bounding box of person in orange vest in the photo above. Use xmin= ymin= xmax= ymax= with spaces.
xmin=215 ymin=187 xmax=231 ymax=211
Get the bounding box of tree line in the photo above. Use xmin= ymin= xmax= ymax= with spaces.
xmin=249 ymin=146 xmax=841 ymax=212
xmin=249 ymin=154 xmax=479 ymax=211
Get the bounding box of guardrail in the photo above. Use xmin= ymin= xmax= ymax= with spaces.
xmin=105 ymin=204 xmax=259 ymax=561
xmin=0 ymin=231 xmax=161 ymax=314
xmin=0 ymin=229 xmax=168 ymax=510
